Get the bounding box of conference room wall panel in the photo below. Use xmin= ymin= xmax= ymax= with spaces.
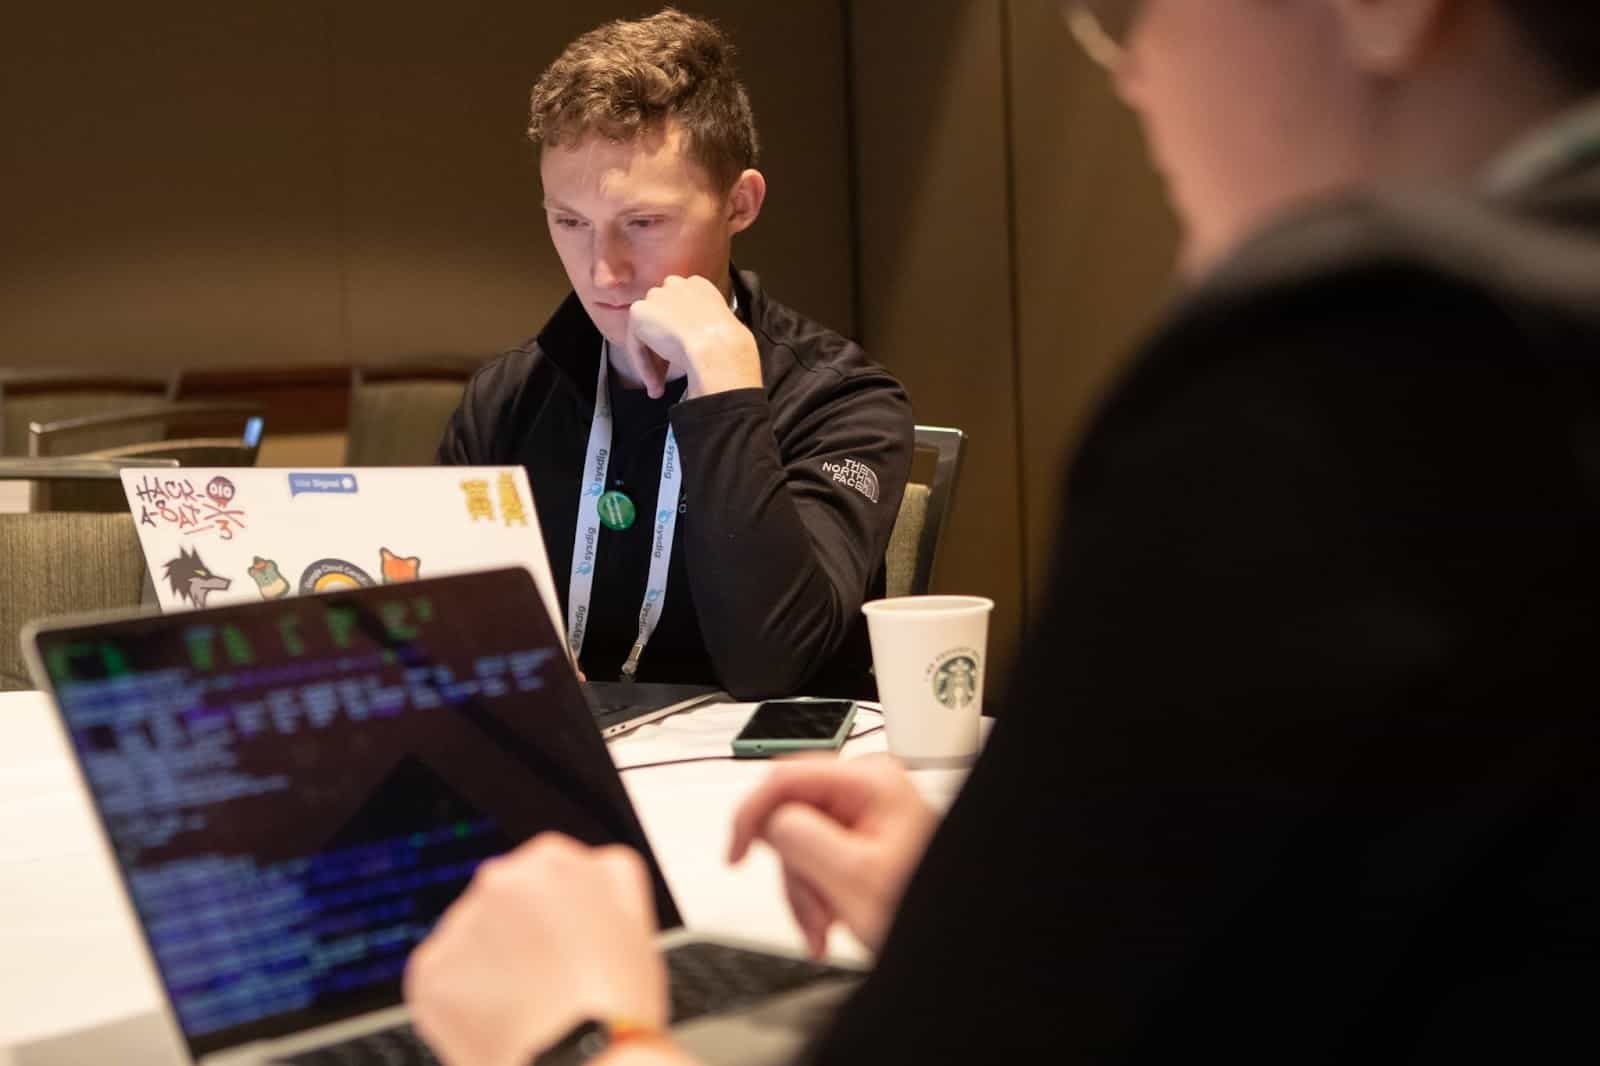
xmin=1 ymin=3 xmax=347 ymax=370
xmin=1002 ymin=1 xmax=1180 ymax=595
xmin=848 ymin=0 xmax=1029 ymax=683
xmin=848 ymin=1 xmax=1178 ymax=690
xmin=0 ymin=2 xmax=856 ymax=371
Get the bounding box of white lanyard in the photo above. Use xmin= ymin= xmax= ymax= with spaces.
xmin=566 ymin=342 xmax=683 ymax=679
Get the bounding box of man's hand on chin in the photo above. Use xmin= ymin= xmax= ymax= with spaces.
xmin=623 ymin=275 xmax=762 ymax=400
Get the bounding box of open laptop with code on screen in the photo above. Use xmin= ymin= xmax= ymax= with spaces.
xmin=22 ymin=568 xmax=861 ymax=1066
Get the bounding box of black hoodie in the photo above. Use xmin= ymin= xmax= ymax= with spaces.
xmin=807 ymin=157 xmax=1600 ymax=1059
xmin=437 ymin=268 xmax=912 ymax=699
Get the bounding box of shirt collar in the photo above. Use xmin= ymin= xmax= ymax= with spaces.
xmin=1483 ymin=95 xmax=1600 ymax=196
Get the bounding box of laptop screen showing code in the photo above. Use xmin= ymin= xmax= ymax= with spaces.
xmin=36 ymin=568 xmax=678 ymax=1058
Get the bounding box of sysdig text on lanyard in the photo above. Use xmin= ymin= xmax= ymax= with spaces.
xmin=566 ymin=340 xmax=684 ymax=681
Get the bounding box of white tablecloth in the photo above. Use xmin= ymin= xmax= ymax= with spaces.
xmin=0 ymin=691 xmax=975 ymax=1060
xmin=0 ymin=481 xmax=30 ymax=513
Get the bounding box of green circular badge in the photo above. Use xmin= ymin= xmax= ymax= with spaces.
xmin=596 ymin=489 xmax=637 ymax=531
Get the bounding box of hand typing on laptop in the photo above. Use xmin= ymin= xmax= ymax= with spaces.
xmin=405 ymin=837 xmax=672 ymax=1066
xmin=727 ymin=754 xmax=937 ymax=959
xmin=404 ymin=755 xmax=934 ymax=1066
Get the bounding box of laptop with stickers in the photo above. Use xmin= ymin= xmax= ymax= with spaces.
xmin=22 ymin=568 xmax=861 ymax=1066
xmin=116 ymin=466 xmax=723 ymax=739
xmin=118 ymin=467 xmax=564 ymax=631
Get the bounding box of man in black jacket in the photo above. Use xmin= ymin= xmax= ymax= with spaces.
xmin=408 ymin=1 xmax=1600 ymax=1062
xmin=439 ymin=10 xmax=912 ymax=699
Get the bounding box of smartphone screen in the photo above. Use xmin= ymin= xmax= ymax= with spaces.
xmin=736 ymin=699 xmax=856 ymax=740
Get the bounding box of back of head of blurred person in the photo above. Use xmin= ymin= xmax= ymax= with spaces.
xmin=1068 ymin=0 xmax=1600 ymax=274
xmin=405 ymin=5 xmax=1600 ymax=1065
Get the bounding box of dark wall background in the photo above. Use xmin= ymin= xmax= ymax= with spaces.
xmin=850 ymin=0 xmax=1176 ymax=679
xmin=1 ymin=0 xmax=1178 ymax=689
xmin=0 ymin=1 xmax=856 ymax=367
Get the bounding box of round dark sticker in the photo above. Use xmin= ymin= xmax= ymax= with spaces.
xmin=299 ymin=558 xmax=377 ymax=595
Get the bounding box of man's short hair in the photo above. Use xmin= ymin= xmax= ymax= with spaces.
xmin=528 ymin=7 xmax=760 ymax=192
xmin=1501 ymin=1 xmax=1600 ymax=91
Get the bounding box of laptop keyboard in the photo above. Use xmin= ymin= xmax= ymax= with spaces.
xmin=271 ymin=1023 xmax=437 ymax=1065
xmin=665 ymin=940 xmax=853 ymax=1023
xmin=271 ymin=942 xmax=850 ymax=1064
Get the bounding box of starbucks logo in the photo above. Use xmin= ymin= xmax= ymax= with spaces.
xmin=930 ymin=650 xmax=980 ymax=710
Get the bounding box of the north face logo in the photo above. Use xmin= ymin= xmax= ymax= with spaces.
xmin=821 ymin=458 xmax=880 ymax=503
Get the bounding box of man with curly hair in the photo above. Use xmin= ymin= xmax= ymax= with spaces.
xmin=438 ymin=9 xmax=913 ymax=701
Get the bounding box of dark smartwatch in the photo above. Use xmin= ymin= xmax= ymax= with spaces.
xmin=533 ymin=1019 xmax=608 ymax=1066
xmin=534 ymin=1018 xmax=666 ymax=1066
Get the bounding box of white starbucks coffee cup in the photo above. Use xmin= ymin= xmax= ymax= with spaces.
xmin=861 ymin=595 xmax=994 ymax=767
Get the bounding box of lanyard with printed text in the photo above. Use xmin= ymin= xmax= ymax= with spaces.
xmin=566 ymin=342 xmax=683 ymax=679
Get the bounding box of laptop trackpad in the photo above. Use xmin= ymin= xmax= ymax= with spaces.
xmin=672 ymin=978 xmax=859 ymax=1066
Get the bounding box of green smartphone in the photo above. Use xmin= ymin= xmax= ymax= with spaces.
xmin=730 ymin=698 xmax=858 ymax=758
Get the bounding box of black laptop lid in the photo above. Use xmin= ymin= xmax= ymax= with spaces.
xmin=32 ymin=567 xmax=681 ymax=1059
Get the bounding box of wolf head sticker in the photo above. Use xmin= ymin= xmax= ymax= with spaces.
xmin=164 ymin=547 xmax=231 ymax=608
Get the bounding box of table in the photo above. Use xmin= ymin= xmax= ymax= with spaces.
xmin=0 ymin=481 xmax=29 ymax=513
xmin=0 ymin=692 xmax=976 ymax=1063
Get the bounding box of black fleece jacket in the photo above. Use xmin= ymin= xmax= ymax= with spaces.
xmin=437 ymin=268 xmax=912 ymax=699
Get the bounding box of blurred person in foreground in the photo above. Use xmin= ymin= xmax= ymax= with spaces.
xmin=409 ymin=2 xmax=1600 ymax=1061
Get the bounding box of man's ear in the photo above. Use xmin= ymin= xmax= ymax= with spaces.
xmin=726 ymin=169 xmax=767 ymax=235
xmin=1329 ymin=0 xmax=1456 ymax=77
